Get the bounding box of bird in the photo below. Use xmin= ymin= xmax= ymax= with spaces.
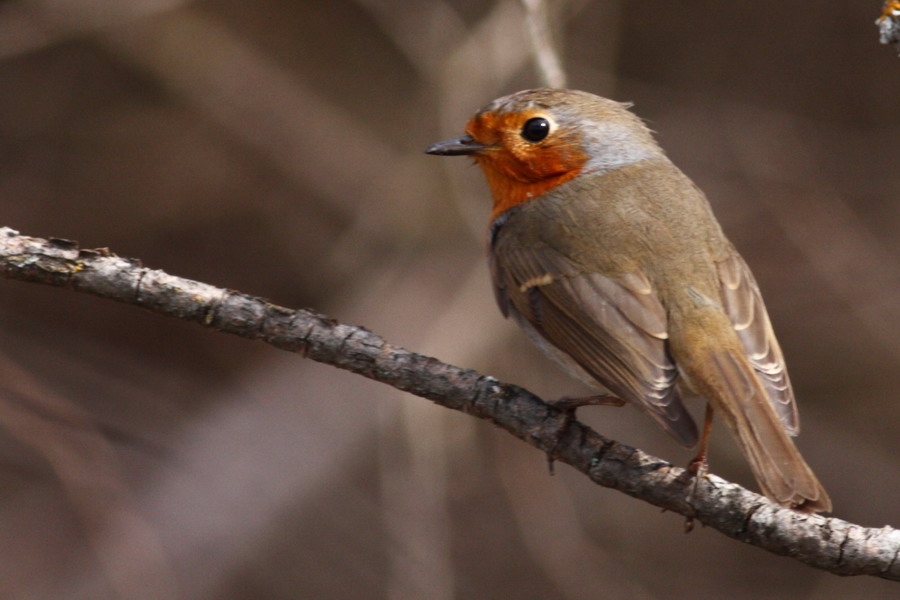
xmin=426 ymin=88 xmax=831 ymax=512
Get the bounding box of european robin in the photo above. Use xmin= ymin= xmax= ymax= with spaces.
xmin=426 ymin=88 xmax=830 ymax=512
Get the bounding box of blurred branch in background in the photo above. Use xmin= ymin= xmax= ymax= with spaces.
xmin=0 ymin=354 xmax=176 ymax=600
xmin=1 ymin=227 xmax=898 ymax=582
xmin=521 ymin=0 xmax=567 ymax=87
xmin=0 ymin=0 xmax=190 ymax=58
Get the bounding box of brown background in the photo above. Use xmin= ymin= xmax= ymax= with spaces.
xmin=0 ymin=1 xmax=898 ymax=598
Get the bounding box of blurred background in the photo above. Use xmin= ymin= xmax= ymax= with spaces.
xmin=0 ymin=1 xmax=898 ymax=598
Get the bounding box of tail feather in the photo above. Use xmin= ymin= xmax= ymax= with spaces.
xmin=707 ymin=351 xmax=831 ymax=511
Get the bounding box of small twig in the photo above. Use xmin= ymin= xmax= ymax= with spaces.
xmin=877 ymin=1 xmax=900 ymax=55
xmin=0 ymin=226 xmax=898 ymax=581
xmin=521 ymin=0 xmax=567 ymax=87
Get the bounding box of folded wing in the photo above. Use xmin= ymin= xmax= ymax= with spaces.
xmin=491 ymin=243 xmax=698 ymax=447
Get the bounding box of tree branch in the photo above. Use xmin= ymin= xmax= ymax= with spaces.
xmin=0 ymin=226 xmax=897 ymax=581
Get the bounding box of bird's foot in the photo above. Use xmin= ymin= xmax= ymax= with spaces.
xmin=549 ymin=394 xmax=626 ymax=412
xmin=683 ymin=454 xmax=710 ymax=533
xmin=545 ymin=394 xmax=624 ymax=476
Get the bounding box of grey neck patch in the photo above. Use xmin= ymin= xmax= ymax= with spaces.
xmin=578 ymin=118 xmax=665 ymax=175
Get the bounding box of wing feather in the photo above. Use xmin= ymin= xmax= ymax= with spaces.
xmin=493 ymin=244 xmax=698 ymax=447
xmin=717 ymin=253 xmax=798 ymax=434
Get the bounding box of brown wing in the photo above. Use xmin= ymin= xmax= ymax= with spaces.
xmin=716 ymin=252 xmax=798 ymax=434
xmin=491 ymin=243 xmax=698 ymax=447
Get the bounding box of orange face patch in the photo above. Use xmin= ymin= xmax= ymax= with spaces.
xmin=465 ymin=110 xmax=588 ymax=223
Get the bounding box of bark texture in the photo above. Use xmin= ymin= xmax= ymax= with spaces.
xmin=0 ymin=226 xmax=897 ymax=581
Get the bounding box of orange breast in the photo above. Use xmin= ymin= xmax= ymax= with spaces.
xmin=479 ymin=154 xmax=584 ymax=222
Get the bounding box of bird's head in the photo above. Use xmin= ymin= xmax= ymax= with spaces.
xmin=427 ymin=88 xmax=663 ymax=221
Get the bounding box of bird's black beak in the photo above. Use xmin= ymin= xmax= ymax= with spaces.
xmin=425 ymin=135 xmax=490 ymax=156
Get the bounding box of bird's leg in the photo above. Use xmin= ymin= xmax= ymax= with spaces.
xmin=684 ymin=404 xmax=714 ymax=533
xmin=688 ymin=403 xmax=715 ymax=479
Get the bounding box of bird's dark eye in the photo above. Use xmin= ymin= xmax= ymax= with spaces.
xmin=520 ymin=117 xmax=550 ymax=142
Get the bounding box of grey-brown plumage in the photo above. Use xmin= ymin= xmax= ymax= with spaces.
xmin=428 ymin=88 xmax=830 ymax=512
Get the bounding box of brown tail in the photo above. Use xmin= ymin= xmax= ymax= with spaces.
xmin=698 ymin=349 xmax=831 ymax=512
